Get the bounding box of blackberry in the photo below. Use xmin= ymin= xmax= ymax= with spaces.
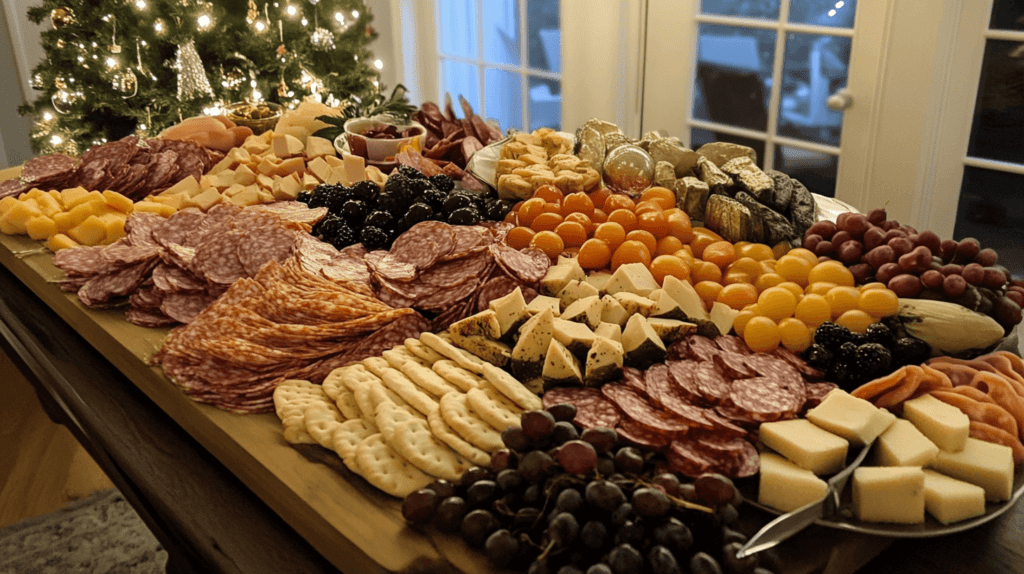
xmin=365 ymin=210 xmax=393 ymax=229
xmin=836 ymin=342 xmax=858 ymax=363
xmin=828 ymin=361 xmax=860 ymax=390
xmin=376 ymin=191 xmax=405 ymax=215
xmin=847 ymin=332 xmax=868 ymax=347
xmin=864 ymin=323 xmax=896 ymax=349
xmin=316 ymin=214 xmax=346 ymax=240
xmin=383 ymin=174 xmax=410 ymax=195
xmin=405 ymin=202 xmax=435 ymax=226
xmin=443 ymin=193 xmax=475 ymax=214
xmin=307 ymin=186 xmax=334 ymax=210
xmin=894 ymin=337 xmax=932 ymax=366
xmin=813 ymin=322 xmax=852 ymax=351
xmin=428 ymin=174 xmax=455 ymax=192
xmin=360 ymin=226 xmax=389 ymax=250
xmin=340 ymin=199 xmax=369 ymax=226
xmin=422 ymin=188 xmax=448 ymax=210
xmin=350 ymin=180 xmax=380 ymax=202
xmin=804 ymin=344 xmax=833 ymax=369
xmin=854 ymin=343 xmax=892 ymax=375
xmin=403 ymin=178 xmax=433 ymax=203
xmin=296 ymin=190 xmax=313 ymax=204
xmin=396 ymin=165 xmax=427 ymax=180
xmin=449 ymin=206 xmax=482 ymax=225
xmin=484 ymin=199 xmax=511 ymax=222
xmin=327 ymin=225 xmax=358 ymax=249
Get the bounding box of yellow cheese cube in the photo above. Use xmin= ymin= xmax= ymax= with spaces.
xmin=307 ymin=156 xmax=332 ymax=182
xmin=59 ymin=187 xmax=90 ymax=207
xmin=161 ymin=175 xmax=201 ymax=197
xmin=365 ymin=165 xmax=387 ymax=187
xmin=242 ymin=136 xmax=270 ymax=155
xmin=98 ymin=211 xmax=128 ymax=242
xmin=67 ymin=215 xmax=107 ymax=245
xmin=68 ymin=199 xmax=107 ymax=223
xmin=133 ymin=201 xmax=177 ymax=217
xmin=47 ymin=190 xmax=63 ymax=206
xmin=209 ymin=154 xmax=237 ymax=175
xmin=255 ymin=174 xmax=275 ymax=189
xmin=758 ymin=419 xmax=849 ymax=475
xmin=0 ymin=199 xmax=43 ymax=234
xmin=806 ymin=389 xmax=896 ymax=446
xmin=257 ymin=157 xmax=280 ymax=176
xmin=233 ymin=164 xmax=258 ymax=186
xmin=102 ymin=190 xmax=135 ymax=214
xmin=46 ymin=233 xmax=80 ymax=251
xmin=272 ymin=133 xmax=305 ymax=158
xmin=149 ymin=193 xmax=185 ymax=209
xmin=230 ymin=146 xmax=252 ymax=164
xmin=344 ymin=153 xmax=366 ymax=183
xmin=275 ymin=125 xmax=311 ymax=145
xmin=758 ymin=451 xmax=828 ymax=513
xmin=302 ymin=173 xmax=319 ymax=190
xmin=875 ymin=419 xmax=939 ymax=467
xmin=852 ymin=466 xmax=925 ymax=524
xmin=922 ymin=469 xmax=986 ymax=524
xmin=228 ymin=187 xmax=261 ymax=207
xmin=274 ymin=157 xmax=306 ymax=177
xmin=24 ymin=188 xmax=46 ymax=201
xmin=222 ymin=183 xmax=247 ymax=197
xmin=272 ymin=172 xmax=303 ymax=200
xmin=28 ymin=191 xmax=62 ymax=217
xmin=52 ymin=211 xmax=78 ymax=233
xmin=932 ymin=437 xmax=1014 ymax=501
xmin=24 ymin=215 xmax=58 ymax=241
xmin=324 ymin=155 xmax=345 ymax=169
xmin=65 ymin=189 xmax=105 ymax=210
xmin=324 ymin=166 xmax=349 ymax=185
xmin=0 ymin=196 xmax=19 ymax=216
xmin=305 ymin=135 xmax=337 ymax=158
xmin=182 ymin=188 xmax=223 ymax=211
xmin=902 ymin=394 xmax=970 ymax=453
xmin=211 ymin=171 xmax=237 ymax=190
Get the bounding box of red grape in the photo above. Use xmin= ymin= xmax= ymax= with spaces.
xmin=556 ymin=440 xmax=598 ymax=475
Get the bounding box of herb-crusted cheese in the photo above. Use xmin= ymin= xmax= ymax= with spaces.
xmin=612 ymin=292 xmax=657 ymax=317
xmin=526 ymin=295 xmax=561 ymax=317
xmin=489 ymin=287 xmax=530 ymax=341
xmin=585 ymin=336 xmax=624 ymax=387
xmin=448 ymin=332 xmax=511 ymax=368
xmin=449 ymin=310 xmax=501 ymax=340
xmin=541 ymin=259 xmax=586 ymax=296
xmin=662 ymin=275 xmax=711 ymax=322
xmin=557 ymin=280 xmax=600 ymax=309
xmin=621 ymin=314 xmax=667 ymax=369
xmin=604 ymin=262 xmax=659 ymax=297
xmin=542 ymin=339 xmax=583 ymax=389
xmin=593 ymin=322 xmax=622 ymax=343
xmin=561 ymin=295 xmax=603 ymax=329
xmin=552 ymin=318 xmax=596 ymax=359
xmin=646 ymin=318 xmax=698 ymax=346
xmin=511 ymin=307 xmax=554 ymax=381
xmin=600 ymin=295 xmax=631 ymax=326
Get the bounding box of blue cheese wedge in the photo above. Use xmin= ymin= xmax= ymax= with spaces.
xmin=448 ymin=332 xmax=511 ymax=368
xmin=585 ymin=336 xmax=624 ymax=387
xmin=585 ymin=271 xmax=613 ymax=294
xmin=541 ymin=258 xmax=586 ymax=296
xmin=646 ymin=317 xmax=698 ymax=346
xmin=604 ymin=262 xmax=659 ymax=297
xmin=612 ymin=292 xmax=657 ymax=317
xmin=449 ymin=310 xmax=501 ymax=340
xmin=561 ymin=295 xmax=603 ymax=329
xmin=489 ymin=287 xmax=530 ymax=341
xmin=526 ymin=295 xmax=561 ymax=317
xmin=553 ymin=318 xmax=597 ymax=359
xmin=621 ymin=314 xmax=667 ymax=369
xmin=542 ymin=338 xmax=584 ymax=389
xmin=557 ymin=280 xmax=600 ymax=309
xmin=593 ymin=322 xmax=622 ymax=343
xmin=511 ymin=307 xmax=555 ymax=381
xmin=600 ymin=295 xmax=631 ymax=326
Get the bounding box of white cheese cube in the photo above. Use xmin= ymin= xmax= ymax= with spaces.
xmin=511 ymin=307 xmax=554 ymax=381
xmin=542 ymin=260 xmax=586 ymax=296
xmin=558 ymin=280 xmax=600 ymax=309
xmin=922 ymin=469 xmax=986 ymax=524
xmin=932 ymin=437 xmax=1014 ymax=501
xmin=343 ymin=153 xmax=366 ymax=183
xmin=585 ymin=271 xmax=613 ymax=293
xmin=600 ymin=295 xmax=631 ymax=326
xmin=604 ymin=262 xmax=659 ymax=297
xmin=271 ymin=133 xmax=305 ymax=158
xmin=759 ymin=419 xmax=849 ymax=475
xmin=489 ymin=287 xmax=530 ymax=339
xmin=806 ymin=389 xmax=896 ymax=446
xmin=593 ymin=322 xmax=622 ymax=343
xmin=304 ymin=135 xmax=337 ymax=158
xmin=852 ymin=466 xmax=926 ymax=524
xmin=758 ymin=451 xmax=829 ymax=512
xmin=552 ymin=318 xmax=596 ymax=358
xmin=585 ymin=336 xmax=624 ymax=386
xmin=526 ymin=295 xmax=561 ymax=317
xmin=612 ymin=292 xmax=657 ymax=317
xmin=561 ymin=295 xmax=603 ymax=330
xmin=875 ymin=419 xmax=939 ymax=467
xmin=709 ymin=302 xmax=740 ymax=337
xmin=661 ymin=274 xmax=710 ymax=321
xmin=542 ymin=339 xmax=583 ymax=388
xmin=902 ymin=394 xmax=970 ymax=453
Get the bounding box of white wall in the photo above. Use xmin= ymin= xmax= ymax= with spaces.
xmin=0 ymin=0 xmax=47 ymax=166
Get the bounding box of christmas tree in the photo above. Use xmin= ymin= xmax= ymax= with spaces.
xmin=19 ymin=0 xmax=384 ymax=156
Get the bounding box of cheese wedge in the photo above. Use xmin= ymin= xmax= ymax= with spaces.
xmin=758 ymin=419 xmax=848 ymax=475
xmin=489 ymin=287 xmax=530 ymax=341
xmin=902 ymin=394 xmax=970 ymax=453
xmin=526 ymin=295 xmax=561 ymax=317
xmin=852 ymin=466 xmax=925 ymax=524
xmin=758 ymin=451 xmax=829 ymax=513
xmin=542 ymin=339 xmax=583 ymax=389
xmin=600 ymin=295 xmax=631 ymax=327
xmin=552 ymin=318 xmax=596 ymax=359
xmin=541 ymin=258 xmax=586 ymax=296
xmin=806 ymin=389 xmax=896 ymax=446
xmin=875 ymin=419 xmax=939 ymax=468
xmin=604 ymin=262 xmax=659 ymax=297
xmin=558 ymin=280 xmax=600 ymax=309
xmin=931 ymin=437 xmax=1014 ymax=501
xmin=561 ymin=295 xmax=602 ymax=330
xmin=612 ymin=292 xmax=657 ymax=318
xmin=511 ymin=307 xmax=554 ymax=381
xmin=593 ymin=322 xmax=622 ymax=343
xmin=621 ymin=314 xmax=667 ymax=370
xmin=922 ymin=469 xmax=986 ymax=525
xmin=584 ymin=336 xmax=624 ymax=387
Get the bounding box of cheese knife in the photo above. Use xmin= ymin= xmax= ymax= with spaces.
xmin=735 ymin=439 xmax=875 ymax=559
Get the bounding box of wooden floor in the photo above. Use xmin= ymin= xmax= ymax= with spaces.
xmin=0 ymin=348 xmax=114 ymax=528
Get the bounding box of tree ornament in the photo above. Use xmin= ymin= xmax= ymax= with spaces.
xmin=602 ymin=145 xmax=655 ymax=196
xmin=55 ymin=38 xmax=65 ymax=49
xmin=222 ymin=67 xmax=244 ymax=90
xmin=310 ymin=28 xmax=335 ymax=51
xmin=51 ymin=89 xmax=79 ymax=114
xmin=365 ymin=24 xmax=374 ymax=37
xmin=174 ymin=40 xmax=215 ymax=100
xmin=31 ymin=73 xmax=44 ymax=90
xmin=276 ymin=78 xmax=289 ymax=98
xmin=246 ymin=0 xmax=258 ymax=24
xmin=276 ymin=44 xmax=287 ymax=56
xmin=113 ymin=69 xmax=138 ymax=98
xmin=50 ymin=7 xmax=75 ymax=29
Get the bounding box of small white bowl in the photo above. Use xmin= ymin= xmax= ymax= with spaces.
xmin=337 ymin=117 xmax=427 ymax=162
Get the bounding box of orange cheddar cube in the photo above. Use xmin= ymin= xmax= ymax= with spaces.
xmin=133 ymin=201 xmax=177 ymax=217
xmin=102 ymin=190 xmax=135 ymax=214
xmin=46 ymin=233 xmax=80 ymax=252
xmin=25 ymin=215 xmax=58 ymax=241
xmin=64 ymin=189 xmax=104 ymax=210
xmin=67 ymin=215 xmax=107 ymax=246
xmin=97 ymin=211 xmax=128 ymax=242
xmin=0 ymin=199 xmax=43 ymax=235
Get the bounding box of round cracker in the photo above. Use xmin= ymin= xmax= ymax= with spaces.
xmin=331 ymin=419 xmax=376 ymax=476
xmin=427 ymin=407 xmax=492 ymax=467
xmin=467 ymin=384 xmax=523 ymax=433
xmin=354 ymin=434 xmax=435 ymax=498
xmin=391 ymin=418 xmax=473 ymax=481
xmin=438 ymin=392 xmax=504 ymax=453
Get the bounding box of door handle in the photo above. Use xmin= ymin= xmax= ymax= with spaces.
xmin=827 ymin=88 xmax=853 ymax=111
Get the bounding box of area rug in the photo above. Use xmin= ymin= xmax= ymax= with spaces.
xmin=0 ymin=488 xmax=167 ymax=573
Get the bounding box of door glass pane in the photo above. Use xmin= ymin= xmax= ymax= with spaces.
xmin=486 ymin=69 xmax=523 ymax=130
xmin=529 ymin=77 xmax=561 ymax=130
xmin=990 ymin=0 xmax=1024 ymax=31
xmin=691 ymin=128 xmax=766 ymax=170
xmin=438 ymin=0 xmax=477 ymax=59
xmin=528 ymin=0 xmax=560 ymax=72
xmin=483 ymin=0 xmax=519 ymax=66
xmin=773 ymin=146 xmax=838 ymax=198
xmin=777 ymin=34 xmax=851 ymax=146
xmin=966 ymin=40 xmax=1024 ymax=164
xmin=694 ymin=24 xmax=776 ymax=132
xmin=701 ymin=0 xmax=779 ymax=20
xmin=440 ymin=60 xmax=480 ymax=112
xmin=788 ymin=0 xmax=857 ymax=29
xmin=953 ymin=168 xmax=1024 ymax=279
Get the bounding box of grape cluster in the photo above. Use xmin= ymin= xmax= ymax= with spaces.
xmin=298 ymin=166 xmax=512 ymax=251
xmin=402 ymin=405 xmax=782 ymax=574
xmin=804 ymin=319 xmax=931 ymax=390
xmin=804 ymin=208 xmax=1023 ymax=332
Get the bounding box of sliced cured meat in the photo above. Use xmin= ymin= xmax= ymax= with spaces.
xmin=124 ymin=213 xmax=168 ymax=247
xmin=601 ymin=384 xmax=691 ymax=433
xmin=421 ymin=251 xmax=491 ymax=288
xmin=101 ymin=243 xmax=161 ymax=270
xmin=773 ymin=346 xmax=825 ymax=379
xmin=443 ymin=226 xmax=492 ymax=260
xmin=388 ymin=221 xmax=457 ymax=269
xmin=340 ymin=312 xmax=430 ymax=365
xmin=20 ymin=154 xmax=77 ymax=184
xmin=802 ymin=382 xmax=839 ymax=410
xmin=713 ymin=351 xmax=756 ymax=379
xmin=622 ymin=367 xmax=648 ymax=396
xmin=616 ymin=419 xmax=671 ymax=450
xmin=694 ymin=361 xmax=732 ymax=405
xmin=543 ymin=387 xmax=622 ymax=430
xmin=728 ymin=439 xmax=759 ymax=478
xmin=490 ymin=244 xmax=549 ymax=284
xmin=430 ymin=298 xmax=475 ymax=332
xmin=700 ymin=409 xmax=749 ymax=437
xmin=321 ymin=253 xmax=372 ymax=284
xmin=684 ymin=335 xmax=719 ymax=363
xmin=715 ymin=335 xmax=750 ymax=355
xmin=153 ymin=210 xmax=205 ymax=247
xmin=646 ymin=364 xmax=712 ymax=429
xmin=0 ymin=177 xmax=31 ymax=200
xmin=373 ymin=272 xmax=442 ymax=300
xmin=77 ymin=260 xmax=155 ymax=307
xmin=714 ymin=404 xmax=761 ymax=428
xmin=160 ymin=292 xmax=220 ymax=324
xmin=666 ymin=439 xmax=713 ymax=478
xmin=54 ymin=246 xmax=110 ymax=276
xmin=475 ymin=275 xmax=520 ymax=312
xmin=416 ymin=276 xmax=481 ymax=310
xmin=195 ymin=230 xmax=247 ymax=285
xmin=125 ymin=306 xmax=177 ymax=328
xmin=729 ymin=377 xmax=802 ymax=422
xmin=129 ymin=286 xmax=165 ymax=310
xmin=374 ymin=253 xmax=419 ymax=282
xmin=237 ymin=226 xmax=297 ymax=276
xmin=667 ymin=360 xmax=706 ymax=405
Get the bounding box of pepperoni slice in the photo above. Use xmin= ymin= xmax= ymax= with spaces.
xmin=388 ymin=220 xmax=457 ymax=269
xmin=729 ymin=377 xmax=802 ymax=422
xmin=543 ymin=387 xmax=622 ymax=430
xmin=646 ymin=364 xmax=712 ymax=429
xmin=616 ymin=419 xmax=671 ymax=450
xmin=601 ymin=384 xmax=691 ymax=433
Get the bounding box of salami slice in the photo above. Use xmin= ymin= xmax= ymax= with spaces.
xmin=388 ymin=221 xmax=457 ymax=269
xmin=54 ymin=245 xmax=110 ymax=277
xmin=646 ymin=364 xmax=713 ymax=428
xmin=373 ymin=272 xmax=442 ymax=300
xmin=803 ymin=381 xmax=839 ymax=410
xmin=0 ymin=177 xmax=31 ymax=199
xmin=728 ymin=439 xmax=759 ymax=478
xmin=666 ymin=439 xmax=713 ymax=478
xmin=78 ymin=260 xmax=155 ymax=307
xmin=744 ymin=354 xmax=807 ymax=412
xmin=21 ymin=154 xmax=77 ymax=184
xmin=685 ymin=335 xmax=720 ymax=363
xmin=124 ymin=213 xmax=167 ymax=247
xmin=773 ymin=346 xmax=826 ymax=379
xmin=443 ymin=226 xmax=492 ymax=260
xmin=700 ymin=409 xmax=749 ymax=437
xmin=475 ymin=275 xmax=520 ymax=312
xmin=729 ymin=377 xmax=802 ymax=422
xmin=490 ymin=244 xmax=550 ymax=284
xmin=667 ymin=360 xmax=707 ymax=405
xmin=129 ymin=285 xmax=165 ymax=310
xmin=420 ymin=250 xmax=492 ymax=288
xmin=543 ymin=387 xmax=622 ymax=430
xmin=713 ymin=351 xmax=756 ymax=379
xmin=153 ymin=210 xmax=205 ymax=247
xmin=321 ymin=252 xmax=372 ymax=284
xmin=715 ymin=335 xmax=751 ymax=355
xmin=125 ymin=306 xmax=177 ymax=328
xmin=416 ymin=276 xmax=480 ymax=310
xmin=340 ymin=312 xmax=428 ymax=365
xmin=714 ymin=404 xmax=761 ymax=428
xmin=694 ymin=361 xmax=732 ymax=405
xmin=237 ymin=226 xmax=297 ymax=276
xmin=431 ymin=297 xmax=475 ymax=331
xmin=616 ymin=419 xmax=671 ymax=450
xmin=373 ymin=254 xmax=419 ymax=282
xmin=160 ymin=292 xmax=220 ymax=324
xmin=195 ymin=230 xmax=247 ymax=285
xmin=622 ymin=367 xmax=648 ymax=396
xmin=601 ymin=384 xmax=691 ymax=434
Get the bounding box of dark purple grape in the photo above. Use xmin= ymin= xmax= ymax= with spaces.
xmin=610 ymin=502 xmax=633 ymax=526
xmin=722 ymin=527 xmax=747 ymax=544
xmin=491 ymin=449 xmax=520 ymax=473
xmin=547 ymin=402 xmax=577 ymax=422
xmin=497 ymin=469 xmax=524 ymax=492
xmin=652 ymin=473 xmax=681 ymax=497
xmin=716 ymin=503 xmax=739 ymax=526
xmin=503 ymin=426 xmax=533 ymax=451
xmin=461 ymin=509 xmax=500 ymax=547
xmin=586 ymin=565 xmax=612 ymax=574
xmin=552 ymin=421 xmax=581 ymax=444
xmin=722 ymin=541 xmax=760 ymax=574
xmin=580 ymin=427 xmax=618 ymax=454
xmin=694 ymin=473 xmax=737 ymax=507
xmin=557 ymin=440 xmax=599 ymax=475
xmin=631 ymin=487 xmax=671 ymax=518
xmin=402 ymin=488 xmax=440 ymax=523
xmin=597 ymin=456 xmax=616 ymax=477
xmin=548 ymin=512 xmax=580 ymax=546
xmin=677 ymin=483 xmax=698 ymax=502
xmin=520 ymin=450 xmax=556 ymax=483
xmin=466 ymin=480 xmax=498 ymax=507
xmin=556 ymin=566 xmax=584 ymax=574
xmin=586 ymin=480 xmax=627 ymax=512
xmin=434 ymin=496 xmax=468 ymax=531
xmin=460 ymin=466 xmax=493 ymax=487
xmin=485 ymin=529 xmax=520 ymax=566
xmin=556 ymin=488 xmax=584 ymax=514
xmin=975 ymin=247 xmax=999 ymax=267
xmin=613 ymin=447 xmax=645 ymax=474
xmin=528 ymin=559 xmax=553 ymax=574
xmin=521 ymin=410 xmax=557 ymax=439
xmin=920 ymin=269 xmax=944 ymax=289
xmin=648 ymin=545 xmax=683 ymax=574
xmin=690 ymin=552 xmax=724 ymax=574
xmin=613 ymin=520 xmax=645 ymax=547
xmin=580 ymin=520 xmax=608 ymax=550
xmin=523 ymin=484 xmax=542 ymax=505
xmin=608 ymin=544 xmax=643 ymax=574
xmin=514 ymin=506 xmax=543 ymax=528
xmin=425 ymin=479 xmax=455 ymax=500
xmin=653 ymin=517 xmax=693 ymax=555
xmin=942 ymin=273 xmax=967 ymax=297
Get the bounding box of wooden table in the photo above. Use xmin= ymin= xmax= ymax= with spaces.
xmin=1 ymin=221 xmax=1022 ymax=574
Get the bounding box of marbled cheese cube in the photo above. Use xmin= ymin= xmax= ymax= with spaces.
xmin=852 ymin=466 xmax=926 ymax=524
xmin=932 ymin=437 xmax=1014 ymax=501
xmin=902 ymin=394 xmax=970 ymax=453
xmin=758 ymin=451 xmax=829 ymax=512
xmin=875 ymin=419 xmax=939 ymax=467
xmin=923 ymin=469 xmax=986 ymax=524
xmin=758 ymin=419 xmax=849 ymax=475
xmin=806 ymin=389 xmax=896 ymax=446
